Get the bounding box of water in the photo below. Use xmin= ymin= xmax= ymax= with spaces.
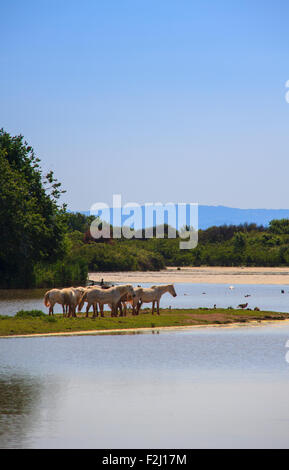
xmin=1 ymin=324 xmax=289 ymax=448
xmin=0 ymin=283 xmax=289 ymax=316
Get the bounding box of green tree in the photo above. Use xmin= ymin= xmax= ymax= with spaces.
xmin=269 ymin=219 xmax=289 ymax=235
xmin=0 ymin=129 xmax=67 ymax=287
xmin=233 ymin=232 xmax=247 ymax=251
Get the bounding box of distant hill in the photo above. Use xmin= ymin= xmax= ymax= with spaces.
xmin=71 ymin=206 xmax=289 ymax=230
xmin=198 ymin=206 xmax=289 ymax=229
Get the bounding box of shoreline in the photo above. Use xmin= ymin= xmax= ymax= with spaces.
xmin=90 ymin=266 xmax=289 ymax=285
xmin=2 ymin=318 xmax=289 ymax=339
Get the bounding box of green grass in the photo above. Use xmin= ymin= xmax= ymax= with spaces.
xmin=0 ymin=308 xmax=288 ymax=336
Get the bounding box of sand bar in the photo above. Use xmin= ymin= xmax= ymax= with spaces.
xmin=90 ymin=266 xmax=289 ymax=285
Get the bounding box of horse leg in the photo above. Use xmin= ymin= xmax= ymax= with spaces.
xmin=157 ymin=300 xmax=160 ymax=315
xmin=51 ymin=302 xmax=55 ymax=316
xmin=72 ymin=305 xmax=77 ymax=318
xmin=65 ymin=303 xmax=70 ymax=318
xmin=151 ymin=301 xmax=155 ymax=315
xmin=132 ymin=302 xmax=136 ymax=316
xmin=122 ymin=302 xmax=126 ymax=316
xmin=95 ymin=302 xmax=99 ymax=317
xmin=118 ymin=302 xmax=123 ymax=317
xmin=92 ymin=302 xmax=99 ymax=318
xmin=111 ymin=303 xmax=116 ymax=318
xmin=100 ymin=304 xmax=104 ymax=318
xmin=136 ymin=301 xmax=142 ymax=315
xmin=132 ymin=300 xmax=138 ymax=316
xmin=86 ymin=303 xmax=90 ymax=318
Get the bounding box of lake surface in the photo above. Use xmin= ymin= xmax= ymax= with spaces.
xmin=1 ymin=323 xmax=289 ymax=448
xmin=1 ymin=283 xmax=289 ymax=316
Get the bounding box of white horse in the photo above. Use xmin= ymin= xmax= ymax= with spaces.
xmin=138 ymin=284 xmax=177 ymax=315
xmin=117 ymin=287 xmax=144 ymax=316
xmin=61 ymin=288 xmax=79 ymax=317
xmin=44 ymin=288 xmax=66 ymax=316
xmin=70 ymin=287 xmax=87 ymax=313
xmin=78 ymin=284 xmax=136 ymax=318
xmin=44 ymin=287 xmax=86 ymax=316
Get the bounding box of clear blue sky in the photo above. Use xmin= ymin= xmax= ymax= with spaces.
xmin=1 ymin=0 xmax=289 ymax=210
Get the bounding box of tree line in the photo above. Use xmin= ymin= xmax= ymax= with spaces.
xmin=1 ymin=129 xmax=289 ymax=288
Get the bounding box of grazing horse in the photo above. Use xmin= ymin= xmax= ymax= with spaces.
xmin=78 ymin=284 xmax=136 ymax=318
xmin=138 ymin=284 xmax=177 ymax=315
xmin=61 ymin=288 xmax=79 ymax=317
xmin=71 ymin=287 xmax=87 ymax=314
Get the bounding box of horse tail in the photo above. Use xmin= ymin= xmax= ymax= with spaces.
xmin=44 ymin=292 xmax=51 ymax=307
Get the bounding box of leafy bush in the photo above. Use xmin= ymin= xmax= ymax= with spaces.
xmin=34 ymin=257 xmax=88 ymax=288
xmin=15 ymin=310 xmax=46 ymax=318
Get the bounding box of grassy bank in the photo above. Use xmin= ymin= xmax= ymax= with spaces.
xmin=0 ymin=308 xmax=289 ymax=337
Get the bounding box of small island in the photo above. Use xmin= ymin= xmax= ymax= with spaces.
xmin=1 ymin=308 xmax=289 ymax=337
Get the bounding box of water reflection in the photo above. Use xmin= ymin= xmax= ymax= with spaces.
xmin=0 ymin=326 xmax=289 ymax=448
xmin=0 ymin=375 xmax=42 ymax=448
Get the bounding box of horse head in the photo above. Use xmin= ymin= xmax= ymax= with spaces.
xmin=123 ymin=284 xmax=136 ymax=298
xmin=168 ymin=284 xmax=177 ymax=297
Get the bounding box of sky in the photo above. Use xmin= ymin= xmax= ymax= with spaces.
xmin=1 ymin=0 xmax=289 ymax=211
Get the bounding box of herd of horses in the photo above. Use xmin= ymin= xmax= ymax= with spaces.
xmin=44 ymin=283 xmax=177 ymax=318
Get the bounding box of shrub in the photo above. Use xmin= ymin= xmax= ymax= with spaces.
xmin=15 ymin=310 xmax=46 ymax=318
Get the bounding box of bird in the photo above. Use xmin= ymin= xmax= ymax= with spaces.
xmin=244 ymin=295 xmax=251 ymax=298
xmin=229 ymin=286 xmax=235 ymax=290
xmin=238 ymin=303 xmax=248 ymax=309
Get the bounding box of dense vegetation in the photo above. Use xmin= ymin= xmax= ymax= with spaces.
xmin=2 ymin=129 xmax=289 ymax=289
xmin=63 ymin=217 xmax=289 ymax=273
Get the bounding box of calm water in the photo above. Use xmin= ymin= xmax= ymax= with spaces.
xmin=0 ymin=283 xmax=289 ymax=316
xmin=1 ymin=324 xmax=289 ymax=448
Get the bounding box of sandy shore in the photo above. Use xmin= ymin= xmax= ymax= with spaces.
xmin=90 ymin=266 xmax=289 ymax=285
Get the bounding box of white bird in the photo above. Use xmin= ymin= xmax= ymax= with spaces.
xmin=229 ymin=286 xmax=235 ymax=290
